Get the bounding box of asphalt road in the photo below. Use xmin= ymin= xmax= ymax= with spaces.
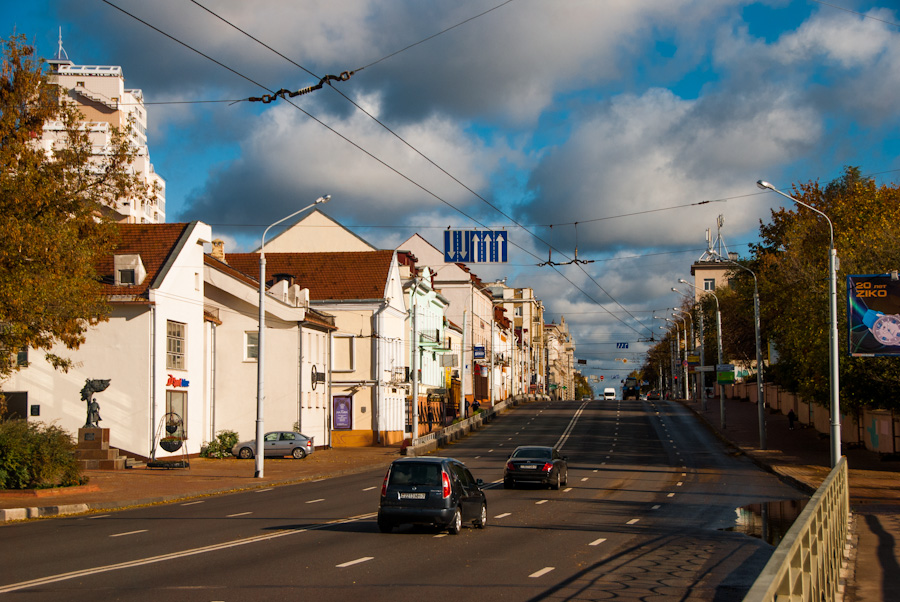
xmin=0 ymin=398 xmax=806 ymax=601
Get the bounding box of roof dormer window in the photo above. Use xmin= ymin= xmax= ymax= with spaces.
xmin=114 ymin=254 xmax=146 ymax=286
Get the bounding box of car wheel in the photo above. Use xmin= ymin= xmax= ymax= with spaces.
xmin=238 ymin=447 xmax=254 ymax=459
xmin=291 ymin=447 xmax=306 ymax=459
xmin=377 ymin=518 xmax=393 ymax=533
xmin=551 ymin=470 xmax=561 ymax=490
xmin=448 ymin=507 xmax=462 ymax=534
xmin=473 ymin=503 xmax=487 ymax=529
xmin=562 ymin=469 xmax=568 ymax=487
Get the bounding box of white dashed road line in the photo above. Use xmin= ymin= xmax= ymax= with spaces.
xmin=589 ymin=537 xmax=607 ymax=546
xmin=336 ymin=557 xmax=374 ymax=568
xmin=110 ymin=530 xmax=147 ymax=538
xmin=530 ymin=567 xmax=555 ymax=578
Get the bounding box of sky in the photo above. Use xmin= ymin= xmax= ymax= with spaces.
xmin=5 ymin=0 xmax=899 ymax=387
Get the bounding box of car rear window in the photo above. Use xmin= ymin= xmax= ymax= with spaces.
xmin=512 ymin=448 xmax=551 ymax=459
xmin=389 ymin=463 xmax=443 ymax=486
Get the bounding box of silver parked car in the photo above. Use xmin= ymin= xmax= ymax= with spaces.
xmin=232 ymin=431 xmax=314 ymax=459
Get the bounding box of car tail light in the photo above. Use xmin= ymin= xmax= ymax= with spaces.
xmin=306 ymin=438 xmax=313 ymax=449
xmin=441 ymin=470 xmax=452 ymax=499
xmin=506 ymin=462 xmax=515 ymax=472
xmin=542 ymin=462 xmax=553 ymax=472
xmin=380 ymin=470 xmax=390 ymax=497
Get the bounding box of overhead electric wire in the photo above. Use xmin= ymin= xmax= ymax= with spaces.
xmin=179 ymin=0 xmax=662 ymax=337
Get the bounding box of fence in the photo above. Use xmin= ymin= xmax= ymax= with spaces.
xmin=743 ymin=457 xmax=850 ymax=602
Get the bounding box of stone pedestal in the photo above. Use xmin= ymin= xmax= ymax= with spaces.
xmin=75 ymin=428 xmax=126 ymax=470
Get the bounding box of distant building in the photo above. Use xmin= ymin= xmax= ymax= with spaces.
xmin=43 ymin=33 xmax=165 ymax=223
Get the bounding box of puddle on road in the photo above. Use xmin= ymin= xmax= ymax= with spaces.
xmin=721 ymin=498 xmax=809 ymax=546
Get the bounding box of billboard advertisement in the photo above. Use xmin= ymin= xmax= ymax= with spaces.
xmin=847 ymin=274 xmax=900 ymax=357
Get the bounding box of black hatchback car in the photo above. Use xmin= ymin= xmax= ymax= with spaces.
xmin=378 ymin=457 xmax=487 ymax=534
xmin=504 ymin=445 xmax=568 ymax=489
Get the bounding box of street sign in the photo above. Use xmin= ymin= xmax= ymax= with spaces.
xmin=716 ymin=364 xmax=735 ymax=384
xmin=474 ymin=345 xmax=485 ymax=359
xmin=444 ymin=229 xmax=508 ymax=263
xmin=616 ymin=342 xmax=628 ymax=349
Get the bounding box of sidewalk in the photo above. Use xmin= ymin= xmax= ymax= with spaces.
xmin=0 ymin=445 xmax=399 ymax=521
xmin=678 ymin=394 xmax=900 ymax=602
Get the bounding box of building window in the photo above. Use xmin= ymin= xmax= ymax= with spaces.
xmin=332 ymin=334 xmax=356 ymax=373
xmin=166 ymin=320 xmax=186 ymax=370
xmin=245 ymin=331 xmax=258 ymax=361
xmin=166 ymin=390 xmax=187 ymax=438
xmin=704 ymin=278 xmax=715 ymax=291
xmin=118 ymin=269 xmax=136 ymax=285
xmin=16 ymin=347 xmax=28 ymax=367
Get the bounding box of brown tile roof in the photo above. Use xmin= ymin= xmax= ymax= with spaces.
xmin=224 ymin=250 xmax=395 ymax=301
xmin=98 ymin=223 xmax=193 ymax=301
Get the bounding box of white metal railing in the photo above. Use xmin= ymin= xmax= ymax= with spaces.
xmin=744 ymin=457 xmax=850 ymax=602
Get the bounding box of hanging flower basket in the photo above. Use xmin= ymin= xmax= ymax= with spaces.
xmin=160 ymin=437 xmax=183 ymax=452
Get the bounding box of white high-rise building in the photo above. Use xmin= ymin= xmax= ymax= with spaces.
xmin=42 ymin=33 xmax=166 ymax=223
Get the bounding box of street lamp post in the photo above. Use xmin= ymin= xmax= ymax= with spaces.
xmin=673 ymin=310 xmax=693 ymax=400
xmin=671 ymin=314 xmax=689 ymax=399
xmin=679 ymin=279 xmax=726 ymax=429
xmin=655 ymin=316 xmax=683 ymax=398
xmin=710 ymin=251 xmax=766 ymax=450
xmin=256 ymin=195 xmax=331 ymax=478
xmin=757 ymin=180 xmax=840 ymax=467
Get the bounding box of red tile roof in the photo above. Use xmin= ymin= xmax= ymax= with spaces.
xmin=98 ymin=223 xmax=193 ymax=301
xmin=224 ymin=250 xmax=395 ymax=301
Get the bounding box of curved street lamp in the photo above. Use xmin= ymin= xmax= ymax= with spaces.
xmin=679 ymin=279 xmax=726 ymax=429
xmin=709 ymin=251 xmax=766 ymax=449
xmin=256 ymin=194 xmax=331 ymax=478
xmin=757 ymin=180 xmax=840 ymax=467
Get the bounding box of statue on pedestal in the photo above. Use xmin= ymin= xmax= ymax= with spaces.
xmin=81 ymin=378 xmax=111 ymax=428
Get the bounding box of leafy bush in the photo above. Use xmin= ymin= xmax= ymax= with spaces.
xmin=0 ymin=419 xmax=84 ymax=489
xmin=200 ymin=430 xmax=238 ymax=458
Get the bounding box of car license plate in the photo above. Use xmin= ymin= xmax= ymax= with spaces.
xmin=399 ymin=492 xmax=426 ymax=500
xmin=521 ymin=464 xmax=537 ymax=470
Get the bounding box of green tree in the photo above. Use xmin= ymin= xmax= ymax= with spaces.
xmin=0 ymin=35 xmax=152 ymax=383
xmin=753 ymin=167 xmax=900 ymax=411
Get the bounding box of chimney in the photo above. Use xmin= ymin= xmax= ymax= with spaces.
xmin=211 ymin=239 xmax=226 ymax=263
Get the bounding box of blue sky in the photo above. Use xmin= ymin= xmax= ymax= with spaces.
xmin=5 ymin=1 xmax=899 ymax=380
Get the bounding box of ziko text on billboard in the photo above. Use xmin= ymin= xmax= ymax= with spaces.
xmin=847 ymin=274 xmax=900 ymax=357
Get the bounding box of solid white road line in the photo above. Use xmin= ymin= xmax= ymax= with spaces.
xmin=306 ymin=499 xmax=325 ymax=504
xmin=226 ymin=512 xmax=252 ymax=517
xmin=180 ymin=501 xmax=204 ymax=506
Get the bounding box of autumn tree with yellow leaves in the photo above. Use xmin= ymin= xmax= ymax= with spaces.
xmin=0 ymin=35 xmax=154 ymax=384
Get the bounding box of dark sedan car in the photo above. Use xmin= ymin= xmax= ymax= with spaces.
xmin=378 ymin=457 xmax=487 ymax=534
xmin=504 ymin=445 xmax=568 ymax=489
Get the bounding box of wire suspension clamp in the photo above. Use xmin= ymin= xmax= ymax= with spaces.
xmin=249 ymin=72 xmax=353 ymax=104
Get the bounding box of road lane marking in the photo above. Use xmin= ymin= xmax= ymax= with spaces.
xmin=589 ymin=538 xmax=607 ymax=546
xmin=536 ymin=500 xmax=548 ymax=505
xmin=336 ymin=557 xmax=374 ymax=568
xmin=87 ymin=515 xmax=110 ymax=519
xmin=306 ymin=499 xmax=325 ymax=504
xmin=0 ymin=512 xmax=384 ymax=594
xmin=667 ymin=493 xmax=675 ymax=497
xmin=227 ymin=512 xmax=252 ymax=517
xmin=434 ymin=534 xmax=447 ymax=538
xmin=362 ymin=486 xmax=376 ymax=491
xmin=627 ymin=519 xmax=640 ymax=525
xmin=581 ymin=477 xmax=589 ymax=482
xmin=564 ymin=487 xmax=572 ymax=492
xmin=110 ymin=530 xmax=147 ymax=538
xmin=530 ymin=567 xmax=555 ymax=578
xmin=254 ymin=488 xmax=274 ymax=493
xmin=676 ymin=482 xmax=683 ymax=487
xmin=181 ymin=501 xmax=204 ymax=506
xmin=495 ymin=513 xmax=511 ymax=519
xmin=652 ymin=505 xmax=661 ymax=510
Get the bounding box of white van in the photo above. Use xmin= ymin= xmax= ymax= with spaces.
xmin=603 ymin=388 xmax=616 ymax=400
